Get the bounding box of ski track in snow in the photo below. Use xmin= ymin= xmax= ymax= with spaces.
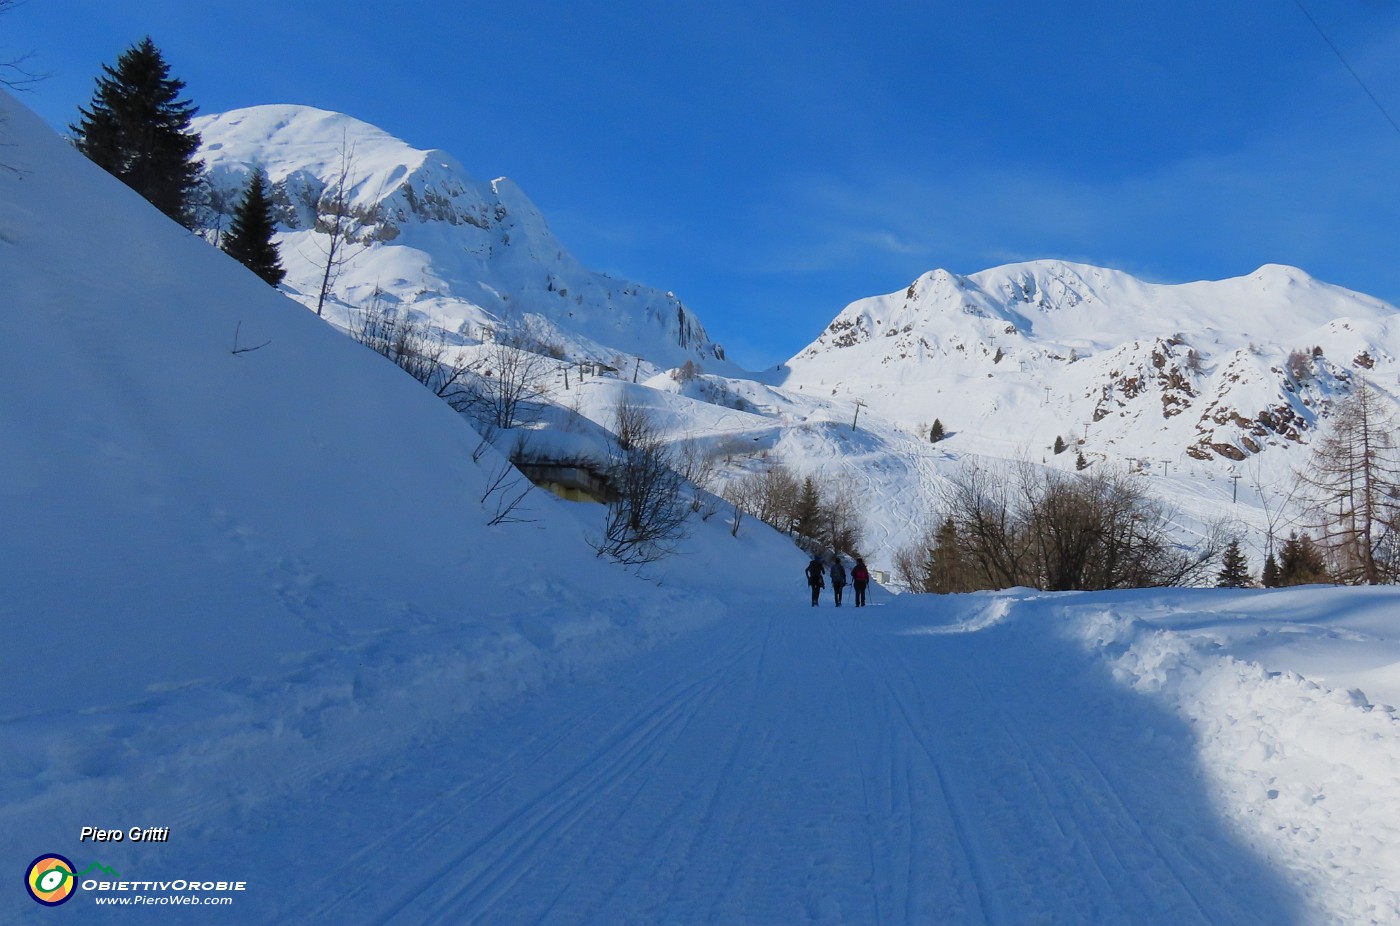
xmin=96 ymin=593 xmax=1356 ymax=926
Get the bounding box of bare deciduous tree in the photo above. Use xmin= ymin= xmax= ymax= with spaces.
xmin=674 ymin=439 xmax=719 ymax=515
xmin=894 ymin=518 xmax=977 ymax=594
xmin=1296 ymin=382 xmax=1400 ymax=584
xmin=592 ymin=397 xmax=689 ymax=566
xmin=480 ymin=456 xmax=535 ymax=526
xmin=2 ymin=1 xmax=45 ymax=94
xmin=723 ymin=464 xmax=801 ymax=533
xmin=312 ymin=136 xmax=370 ymax=317
xmin=461 ymin=339 xmax=552 ymax=430
xmin=721 ymin=464 xmax=864 ymax=556
xmin=824 ymin=475 xmax=864 ymax=556
xmin=912 ymin=460 xmax=1225 ymax=592
xmin=349 ymin=296 xmax=472 ymax=406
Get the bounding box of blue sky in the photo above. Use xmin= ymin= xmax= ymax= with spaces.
xmin=7 ymin=1 xmax=1400 ymax=368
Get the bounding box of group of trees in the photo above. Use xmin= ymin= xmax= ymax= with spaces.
xmin=722 ymin=465 xmax=864 ymax=557
xmin=346 ymin=296 xmax=699 ymax=566
xmin=896 ymin=381 xmax=1400 ymax=594
xmin=1293 ymin=382 xmax=1400 ymax=584
xmin=349 ymin=296 xmax=561 ymax=435
xmin=1221 ymin=381 xmax=1400 ymax=590
xmin=895 ymin=462 xmax=1226 ymax=593
xmin=68 ymin=37 xmax=284 ymax=285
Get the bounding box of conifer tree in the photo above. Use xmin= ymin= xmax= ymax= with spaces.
xmin=1277 ymin=531 xmax=1330 ymax=586
xmin=1216 ymin=539 xmax=1251 ymax=588
xmin=71 ymin=37 xmax=202 ymax=228
xmin=1053 ymin=435 xmax=1066 ymax=455
xmin=928 ymin=517 xmax=972 ymax=593
xmin=929 ymin=419 xmax=945 ymax=443
xmin=221 ymin=168 xmax=285 ymax=286
xmin=793 ymin=476 xmax=823 ymax=544
xmin=1261 ymin=552 xmax=1281 ymax=588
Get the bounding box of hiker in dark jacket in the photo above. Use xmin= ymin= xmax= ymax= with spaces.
xmin=805 ymin=556 xmax=825 ymax=606
xmin=830 ymin=558 xmax=847 ymax=607
xmin=852 ymin=558 xmax=871 ymax=607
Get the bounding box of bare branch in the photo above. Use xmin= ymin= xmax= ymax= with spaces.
xmin=481 ymin=458 xmax=536 ymax=526
xmin=229 ymin=320 xmax=271 ymax=356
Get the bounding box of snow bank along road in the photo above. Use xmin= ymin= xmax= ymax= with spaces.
xmin=246 ymin=589 xmax=1373 ymax=926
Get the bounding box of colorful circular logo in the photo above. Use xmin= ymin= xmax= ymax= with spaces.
xmin=25 ymin=854 xmax=77 ymax=906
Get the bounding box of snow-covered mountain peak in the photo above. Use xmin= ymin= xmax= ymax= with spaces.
xmin=198 ymin=105 xmax=440 ymax=213
xmin=785 ymin=259 xmax=1400 ymax=466
xmin=194 ymin=104 xmax=727 ymax=371
xmin=1247 ymin=262 xmax=1315 ymax=287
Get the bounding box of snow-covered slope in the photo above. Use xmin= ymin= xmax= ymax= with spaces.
xmin=189 ymin=104 xmax=1400 ymax=582
xmin=0 ymin=85 xmax=800 ymax=899
xmin=193 ymin=104 xmax=728 ymax=375
xmin=782 ymin=260 xmax=1400 ymax=466
xmin=11 ymin=87 xmax=1400 ymax=925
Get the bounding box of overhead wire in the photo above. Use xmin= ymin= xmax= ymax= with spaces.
xmin=1290 ymin=0 xmax=1400 ymax=138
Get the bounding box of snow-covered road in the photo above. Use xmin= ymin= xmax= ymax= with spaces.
xmin=253 ymin=595 xmax=1309 ymax=925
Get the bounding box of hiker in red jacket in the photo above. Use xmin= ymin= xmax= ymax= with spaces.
xmin=852 ymin=558 xmax=871 ymax=607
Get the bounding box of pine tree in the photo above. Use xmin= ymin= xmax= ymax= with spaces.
xmin=1053 ymin=435 xmax=1066 ymax=455
xmin=929 ymin=419 xmax=945 ymax=443
xmin=71 ymin=37 xmax=202 ymax=229
xmin=928 ymin=517 xmax=969 ymax=593
xmin=1261 ymin=552 xmax=1281 ymax=588
xmin=1277 ymin=531 xmax=1330 ymax=586
xmin=1216 ymin=539 xmax=1251 ymax=588
xmin=793 ymin=476 xmax=823 ymax=545
xmin=1075 ymin=450 xmax=1089 ymax=471
xmin=221 ymin=168 xmax=285 ymax=286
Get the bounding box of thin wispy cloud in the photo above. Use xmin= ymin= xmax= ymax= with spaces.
xmin=745 ymin=125 xmax=1400 ymax=304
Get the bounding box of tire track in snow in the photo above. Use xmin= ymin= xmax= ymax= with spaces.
xmin=414 ymin=664 xmax=736 ymax=924
xmin=942 ymin=616 xmax=1244 ymax=923
xmin=826 ymin=610 xmax=1006 ymax=925
xmin=877 ymin=626 xmax=1197 ymax=923
xmin=833 ymin=624 xmax=891 ymax=926
xmin=588 ymin=607 xmax=781 ymax=924
xmin=867 ymin=600 xmax=1298 ymax=925
xmin=289 ymin=618 xmax=764 ymax=924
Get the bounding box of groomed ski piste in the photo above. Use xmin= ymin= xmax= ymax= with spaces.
xmin=6 ymin=88 xmax=1400 ymax=923
xmin=12 ymin=585 xmax=1400 ymax=924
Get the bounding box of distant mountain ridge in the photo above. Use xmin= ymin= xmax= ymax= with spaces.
xmin=192 ymin=103 xmax=1400 ymax=556
xmin=783 ymin=259 xmax=1400 ymax=464
xmin=193 ymin=104 xmax=727 ymax=373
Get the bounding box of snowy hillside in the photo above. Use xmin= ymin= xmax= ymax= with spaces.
xmin=782 ymin=260 xmax=1400 ymax=468
xmin=0 ymin=85 xmax=806 ymax=918
xmin=194 ymin=104 xmax=729 ymax=376
xmin=510 ymin=256 xmax=1400 ymax=581
xmin=12 ymin=83 xmax=1400 ymax=923
xmin=0 ymin=88 xmax=789 ymax=714
xmin=186 ymin=104 xmax=1400 ymax=582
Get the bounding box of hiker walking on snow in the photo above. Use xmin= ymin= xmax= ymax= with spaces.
xmin=852 ymin=558 xmax=870 ymax=607
xmin=805 ymin=556 xmax=825 ymax=607
xmin=830 ymin=558 xmax=847 ymax=607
